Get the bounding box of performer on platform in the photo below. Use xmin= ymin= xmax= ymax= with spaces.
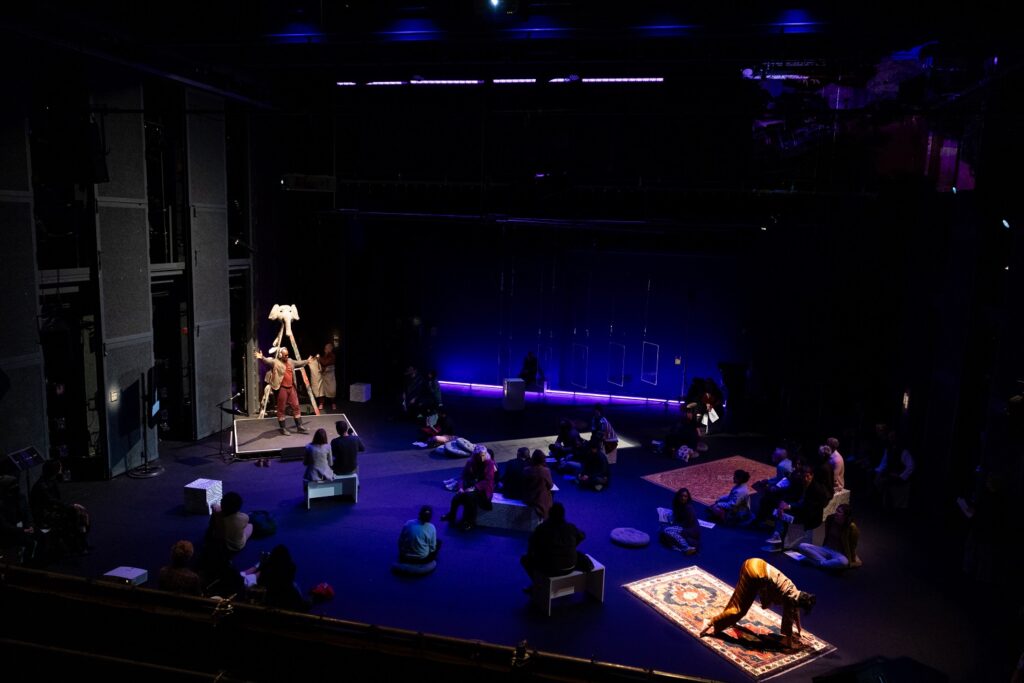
xmin=311 ymin=342 xmax=338 ymax=412
xmin=700 ymin=557 xmax=816 ymax=650
xmin=256 ymin=347 xmax=313 ymax=435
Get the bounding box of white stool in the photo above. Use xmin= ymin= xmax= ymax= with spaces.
xmin=350 ymin=383 xmax=372 ymax=402
xmin=184 ymin=478 xmax=223 ymax=515
xmin=533 ymin=555 xmax=605 ymax=617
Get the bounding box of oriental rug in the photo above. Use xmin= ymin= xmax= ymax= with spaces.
xmin=624 ymin=566 xmax=835 ymax=680
xmin=642 ymin=455 xmax=776 ymax=506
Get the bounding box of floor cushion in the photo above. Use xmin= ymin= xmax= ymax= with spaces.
xmin=610 ymin=527 xmax=650 ymax=548
xmin=392 ymin=560 xmax=437 ymax=576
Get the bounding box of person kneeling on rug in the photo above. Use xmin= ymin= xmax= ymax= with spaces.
xmin=700 ymin=557 xmax=816 ymax=651
xmin=398 ymin=505 xmax=441 ymax=564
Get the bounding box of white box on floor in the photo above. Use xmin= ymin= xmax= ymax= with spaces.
xmin=184 ymin=478 xmax=223 ymax=515
xmin=350 ymin=383 xmax=372 ymax=402
xmin=102 ymin=566 xmax=148 ymax=586
xmin=503 ymin=378 xmax=525 ymax=411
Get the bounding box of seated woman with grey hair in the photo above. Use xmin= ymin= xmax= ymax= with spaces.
xmin=440 ymin=445 xmax=495 ymax=531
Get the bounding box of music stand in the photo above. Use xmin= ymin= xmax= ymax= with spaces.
xmin=128 ymin=369 xmax=164 ymax=478
xmin=4 ymin=446 xmax=46 ymax=500
xmin=128 ymin=421 xmax=164 ymax=478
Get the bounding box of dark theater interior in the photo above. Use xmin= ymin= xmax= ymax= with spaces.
xmin=1 ymin=2 xmax=1022 ymax=681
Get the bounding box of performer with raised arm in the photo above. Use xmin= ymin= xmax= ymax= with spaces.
xmin=256 ymin=346 xmax=313 ymax=435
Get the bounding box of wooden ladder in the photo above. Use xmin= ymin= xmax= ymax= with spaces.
xmin=257 ymin=323 xmax=320 ymax=420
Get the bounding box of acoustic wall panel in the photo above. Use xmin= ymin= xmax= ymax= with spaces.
xmin=0 ymin=360 xmax=47 ymax=458
xmin=102 ymin=340 xmax=157 ymax=476
xmin=1 ymin=201 xmax=39 ymax=356
xmin=97 ymin=204 xmax=152 ymax=339
xmin=186 ymin=90 xmax=230 ymax=439
xmin=191 ymin=208 xmax=230 ymax=323
xmin=185 ymin=90 xmax=227 ymax=208
xmin=0 ymin=112 xmax=30 ymax=192
xmin=92 ymin=80 xmax=155 ymax=476
xmin=193 ymin=319 xmax=231 ymax=440
xmin=92 ymin=83 xmax=146 ymax=202
xmin=0 ymin=105 xmax=46 ymax=457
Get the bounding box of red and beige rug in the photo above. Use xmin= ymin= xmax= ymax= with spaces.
xmin=624 ymin=566 xmax=835 ymax=680
xmin=642 ymin=455 xmax=776 ymax=506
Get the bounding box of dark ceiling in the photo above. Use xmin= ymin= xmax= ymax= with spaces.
xmin=4 ymin=1 xmax=1017 ymax=108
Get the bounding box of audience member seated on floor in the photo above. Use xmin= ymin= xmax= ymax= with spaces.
xmin=826 ymin=437 xmax=845 ymax=492
xmin=158 ymin=539 xmax=203 ymax=595
xmin=575 ymin=437 xmax=611 ymax=492
xmin=708 ymin=469 xmax=752 ymax=525
xmin=398 ymin=505 xmax=441 ymax=565
xmin=207 ymin=491 xmax=253 ymax=553
xmin=766 ymin=466 xmax=830 ymax=545
xmin=30 ymin=459 xmax=90 ymax=556
xmin=331 ymin=420 xmax=364 ymax=475
xmin=520 ymin=502 xmax=594 ymax=593
xmin=660 ymin=487 xmax=700 ymax=556
xmin=750 ymin=447 xmax=794 ymax=527
xmin=254 ymin=544 xmax=312 ymax=612
xmin=422 ymin=408 xmax=457 ymax=446
xmin=591 ymin=404 xmax=619 ymax=459
xmin=441 ymin=445 xmax=496 ymax=531
xmin=197 ymin=539 xmax=245 ymax=598
xmin=875 ymin=430 xmax=915 ymax=510
xmin=498 ymin=447 xmax=531 ymax=499
xmin=1 ymin=474 xmax=37 ymax=564
xmin=663 ymin=403 xmax=701 ymax=456
xmin=797 ymin=503 xmax=862 ymax=569
xmin=522 ymin=449 xmax=555 ymax=520
xmin=303 ymin=428 xmax=335 ymax=482
xmin=550 ymin=419 xmax=585 ymax=462
xmin=700 ymin=557 xmax=816 ymax=652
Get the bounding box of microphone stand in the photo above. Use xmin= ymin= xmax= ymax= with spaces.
xmin=128 ymin=372 xmax=164 ymax=479
xmin=219 ymin=393 xmax=243 ymax=463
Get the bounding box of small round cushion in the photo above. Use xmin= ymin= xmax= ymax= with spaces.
xmin=610 ymin=527 xmax=650 ymax=548
xmin=392 ymin=560 xmax=437 ymax=576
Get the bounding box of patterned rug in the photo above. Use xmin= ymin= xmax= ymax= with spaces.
xmin=642 ymin=455 xmax=776 ymax=506
xmin=624 ymin=566 xmax=835 ymax=681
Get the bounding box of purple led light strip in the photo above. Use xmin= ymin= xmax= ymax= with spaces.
xmin=581 ymin=77 xmax=664 ymax=83
xmin=410 ymin=79 xmax=484 ymax=85
xmin=438 ymin=380 xmax=681 ymax=405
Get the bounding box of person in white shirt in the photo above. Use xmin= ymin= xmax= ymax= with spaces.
xmin=826 ymin=437 xmax=845 ymax=492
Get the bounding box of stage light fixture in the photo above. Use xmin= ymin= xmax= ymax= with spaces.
xmin=1002 ymin=219 xmax=1010 ymax=229
xmin=335 ymin=81 xmax=357 ymax=86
